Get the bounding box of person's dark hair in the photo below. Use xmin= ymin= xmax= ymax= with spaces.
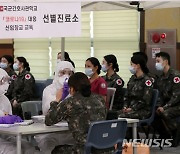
xmin=86 ymin=57 xmax=101 ymax=75
xmin=68 ymin=72 xmax=91 ymax=97
xmin=16 ymin=57 xmax=30 ymax=71
xmin=58 ymin=51 xmax=75 ymax=68
xmin=1 ymin=55 xmax=14 ymax=69
xmin=131 ymin=55 xmax=149 ymax=74
xmin=104 ymin=54 xmax=119 ymax=72
xmin=155 ymin=52 xmax=170 ymax=65
xmin=133 ymin=52 xmax=148 ymax=63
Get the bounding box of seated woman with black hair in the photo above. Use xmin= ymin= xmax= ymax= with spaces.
xmin=119 ymin=55 xmax=153 ymax=120
xmin=45 ymin=72 xmax=114 ymax=154
xmin=8 ymin=57 xmax=35 ymax=118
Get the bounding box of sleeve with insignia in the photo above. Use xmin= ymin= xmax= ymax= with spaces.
xmin=145 ymin=80 xmax=152 ymax=87
xmin=173 ymin=76 xmax=180 ymax=84
xmin=116 ymin=79 xmax=122 ymax=86
xmin=25 ymin=74 xmax=31 ymax=80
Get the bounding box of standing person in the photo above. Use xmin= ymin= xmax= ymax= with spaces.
xmin=154 ymin=52 xmax=180 ymax=139
xmin=45 ymin=72 xmax=113 ymax=154
xmin=85 ymin=57 xmax=107 ymax=102
xmin=0 ymin=55 xmax=17 ymax=100
xmin=101 ymin=54 xmax=124 ymax=110
xmin=119 ymin=55 xmax=153 ymax=120
xmin=9 ymin=57 xmax=35 ymax=118
xmin=57 ymin=51 xmax=75 ymax=68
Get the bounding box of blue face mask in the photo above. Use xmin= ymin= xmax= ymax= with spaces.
xmin=13 ymin=63 xmax=19 ymax=71
xmin=85 ymin=68 xmax=94 ymax=77
xmin=155 ymin=63 xmax=164 ymax=71
xmin=101 ymin=64 xmax=108 ymax=73
xmin=0 ymin=62 xmax=8 ymax=69
xmin=129 ymin=66 xmax=136 ymax=74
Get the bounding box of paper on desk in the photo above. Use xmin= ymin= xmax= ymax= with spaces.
xmin=15 ymin=120 xmax=34 ymax=126
xmin=54 ymin=121 xmax=68 ymax=127
xmin=0 ymin=124 xmax=17 ymax=128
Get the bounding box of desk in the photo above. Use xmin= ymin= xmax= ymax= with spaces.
xmin=0 ymin=123 xmax=69 ymax=154
xmin=119 ymin=118 xmax=139 ymax=154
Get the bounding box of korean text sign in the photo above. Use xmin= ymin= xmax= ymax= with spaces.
xmin=0 ymin=3 xmax=81 ymax=38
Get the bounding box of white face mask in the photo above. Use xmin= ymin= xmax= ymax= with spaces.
xmin=58 ymin=75 xmax=69 ymax=86
xmin=101 ymin=64 xmax=108 ymax=73
xmin=85 ymin=68 xmax=94 ymax=77
xmin=129 ymin=66 xmax=136 ymax=74
xmin=0 ymin=63 xmax=8 ymax=69
xmin=13 ymin=63 xmax=19 ymax=71
xmin=155 ymin=63 xmax=164 ymax=71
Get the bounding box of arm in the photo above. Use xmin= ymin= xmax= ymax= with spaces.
xmin=45 ymin=99 xmax=69 ymax=126
xmin=17 ymin=74 xmax=35 ymax=102
xmin=163 ymin=76 xmax=180 ymax=110
xmin=131 ymin=81 xmax=153 ymax=111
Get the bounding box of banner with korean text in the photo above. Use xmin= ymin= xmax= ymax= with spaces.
xmin=0 ymin=3 xmax=81 ymax=38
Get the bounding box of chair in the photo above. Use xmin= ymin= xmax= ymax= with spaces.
xmin=21 ymin=101 xmax=42 ymax=120
xmin=107 ymin=88 xmax=116 ymax=110
xmin=34 ymin=80 xmax=46 ymax=100
xmin=45 ymin=78 xmax=53 ymax=87
xmin=84 ymin=119 xmax=127 ymax=154
xmin=138 ymin=89 xmax=159 ymax=138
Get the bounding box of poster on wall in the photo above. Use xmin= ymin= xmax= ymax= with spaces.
xmin=152 ymin=48 xmax=160 ymax=58
xmin=0 ymin=3 xmax=81 ymax=38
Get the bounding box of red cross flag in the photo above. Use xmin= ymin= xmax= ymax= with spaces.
xmin=145 ymin=80 xmax=152 ymax=87
xmin=25 ymin=74 xmax=31 ymax=80
xmin=173 ymin=77 xmax=180 ymax=84
xmin=116 ymin=79 xmax=122 ymax=86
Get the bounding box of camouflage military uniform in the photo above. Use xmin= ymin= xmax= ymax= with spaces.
xmin=45 ymin=92 xmax=115 ymax=154
xmin=119 ymin=74 xmax=153 ymax=120
xmin=10 ymin=69 xmax=35 ymax=117
xmin=147 ymin=72 xmax=158 ymax=89
xmin=102 ymin=73 xmax=124 ymax=110
xmin=156 ymin=68 xmax=180 ymax=131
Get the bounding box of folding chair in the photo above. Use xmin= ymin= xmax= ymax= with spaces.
xmin=84 ymin=119 xmax=127 ymax=154
xmin=34 ymin=80 xmax=46 ymax=100
xmin=107 ymin=88 xmax=116 ymax=110
xmin=138 ymin=89 xmax=159 ymax=138
xmin=21 ymin=101 xmax=42 ymax=120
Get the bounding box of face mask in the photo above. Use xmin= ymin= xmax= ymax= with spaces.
xmin=58 ymin=75 xmax=69 ymax=86
xmin=0 ymin=63 xmax=8 ymax=69
xmin=85 ymin=68 xmax=94 ymax=77
xmin=101 ymin=64 xmax=108 ymax=73
xmin=13 ymin=63 xmax=19 ymax=71
xmin=129 ymin=66 xmax=136 ymax=74
xmin=155 ymin=63 xmax=164 ymax=71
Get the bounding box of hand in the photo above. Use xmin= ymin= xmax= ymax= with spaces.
xmin=123 ymin=107 xmax=132 ymax=113
xmin=4 ymin=112 xmax=9 ymax=115
xmin=12 ymin=100 xmax=18 ymax=107
xmin=157 ymin=107 xmax=164 ymax=113
xmin=55 ymin=88 xmax=63 ymax=102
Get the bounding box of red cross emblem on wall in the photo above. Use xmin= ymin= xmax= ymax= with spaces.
xmin=145 ymin=80 xmax=152 ymax=86
xmin=173 ymin=77 xmax=180 ymax=83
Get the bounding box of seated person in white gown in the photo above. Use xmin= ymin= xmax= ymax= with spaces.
xmin=36 ymin=61 xmax=75 ymax=154
xmin=0 ymin=68 xmax=36 ymax=154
